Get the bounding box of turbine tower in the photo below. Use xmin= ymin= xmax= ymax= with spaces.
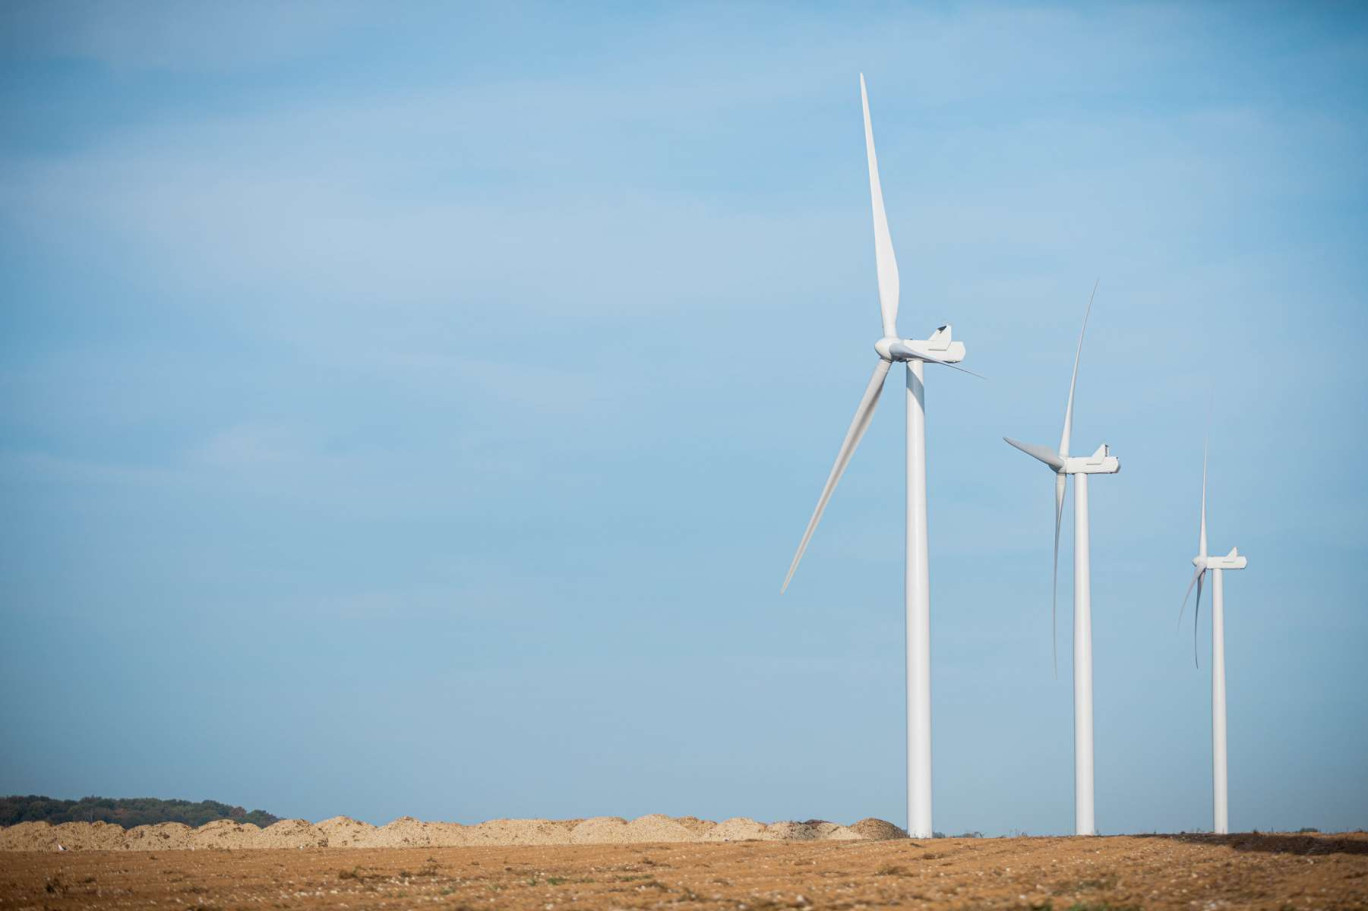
xmin=1003 ymin=284 xmax=1119 ymax=837
xmin=1178 ymin=442 xmax=1247 ymax=835
xmin=781 ymin=74 xmax=970 ymax=839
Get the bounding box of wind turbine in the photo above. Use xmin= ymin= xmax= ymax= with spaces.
xmin=1178 ymin=442 xmax=1247 ymax=835
xmin=1003 ymin=283 xmax=1119 ymax=837
xmin=780 ymin=74 xmax=970 ymax=840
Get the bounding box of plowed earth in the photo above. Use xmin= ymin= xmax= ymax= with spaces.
xmin=2 ymin=832 xmax=1365 ymax=911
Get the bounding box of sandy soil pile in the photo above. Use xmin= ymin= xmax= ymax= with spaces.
xmin=257 ymin=819 xmax=328 ymax=848
xmin=625 ymin=814 xmax=698 ymax=842
xmin=673 ymin=816 xmax=716 ymax=836
xmin=568 ymin=816 xmax=630 ymax=843
xmin=367 ymin=815 xmax=433 ymax=847
xmin=421 ymin=822 xmax=470 ymax=847
xmin=762 ymin=820 xmax=861 ymax=841
xmin=702 ymin=817 xmax=770 ymax=841
xmin=123 ymin=823 xmax=193 ymax=850
xmin=0 ymin=822 xmax=58 ymax=851
xmin=315 ymin=816 xmax=376 ymax=847
xmin=461 ymin=818 xmax=575 ymax=846
xmin=0 ymin=814 xmax=908 ymax=850
xmin=52 ymin=821 xmax=126 ymax=850
xmin=812 ymin=821 xmax=863 ymax=840
xmin=188 ymin=819 xmax=262 ymax=849
xmin=849 ymin=817 xmax=908 ymax=840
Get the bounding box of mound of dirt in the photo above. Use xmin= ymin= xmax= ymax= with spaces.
xmin=702 ymin=817 xmax=768 ymax=842
xmin=673 ymin=816 xmax=716 ymax=837
xmin=761 ymin=821 xmax=822 ymax=841
xmin=812 ymin=822 xmax=861 ymax=841
xmin=51 ymin=821 xmax=126 ymax=850
xmin=257 ymin=819 xmax=328 ymax=849
xmin=123 ymin=823 xmax=193 ymax=850
xmin=570 ymin=816 xmax=630 ymax=844
xmin=623 ymin=814 xmax=696 ymax=843
xmin=849 ymin=818 xmax=907 ymax=841
xmin=466 ymin=819 xmax=569 ymax=846
xmin=189 ymin=820 xmax=262 ymax=849
xmin=756 ymin=820 xmax=861 ymax=841
xmin=420 ymin=822 xmax=470 ymax=847
xmin=371 ymin=816 xmax=431 ymax=847
xmin=551 ymin=819 xmax=583 ymax=840
xmin=0 ymin=822 xmax=57 ymax=851
xmin=315 ymin=817 xmax=375 ymax=848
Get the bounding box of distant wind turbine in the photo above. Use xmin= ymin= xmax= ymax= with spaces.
xmin=781 ymin=75 xmax=972 ymax=839
xmin=1003 ymin=282 xmax=1119 ymax=837
xmin=1177 ymin=440 xmax=1247 ymax=835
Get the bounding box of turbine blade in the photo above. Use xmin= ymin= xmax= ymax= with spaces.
xmin=1051 ymin=471 xmax=1067 ymax=678
xmin=860 ymin=74 xmax=900 ymax=339
xmin=1059 ymin=279 xmax=1099 ymax=459
xmin=1004 ymin=437 xmax=1066 ymax=471
xmin=1177 ymin=565 xmax=1204 ymax=630
xmin=1193 ymin=569 xmax=1205 ymax=669
xmin=782 ymin=359 xmax=892 ymax=592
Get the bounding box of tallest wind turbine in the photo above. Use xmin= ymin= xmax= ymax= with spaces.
xmin=1004 ymin=286 xmax=1119 ymax=836
xmin=782 ymin=75 xmax=969 ymax=839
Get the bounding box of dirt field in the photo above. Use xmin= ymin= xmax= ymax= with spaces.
xmin=1 ymin=831 xmax=1365 ymax=910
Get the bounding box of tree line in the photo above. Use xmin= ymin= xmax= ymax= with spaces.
xmin=0 ymin=795 xmax=280 ymax=829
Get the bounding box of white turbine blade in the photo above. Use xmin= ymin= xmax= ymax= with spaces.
xmin=782 ymin=359 xmax=892 ymax=592
xmin=1177 ymin=565 xmax=1204 ymax=630
xmin=1059 ymin=279 xmax=1099 ymax=459
xmin=860 ymin=74 xmax=900 ymax=339
xmin=1051 ymin=471 xmax=1066 ymax=678
xmin=1004 ymin=437 xmax=1066 ymax=471
xmin=1192 ymin=569 xmax=1205 ymax=669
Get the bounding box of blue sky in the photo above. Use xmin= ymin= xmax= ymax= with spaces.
xmin=1 ymin=1 xmax=1365 ymax=836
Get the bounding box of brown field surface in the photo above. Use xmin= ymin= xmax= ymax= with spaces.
xmin=2 ymin=832 xmax=1367 ymax=911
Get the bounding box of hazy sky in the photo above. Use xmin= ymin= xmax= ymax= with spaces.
xmin=2 ymin=2 xmax=1365 ymax=836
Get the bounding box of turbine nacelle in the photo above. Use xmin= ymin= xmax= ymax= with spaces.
xmin=1195 ymin=547 xmax=1248 ymax=571
xmin=1004 ymin=439 xmax=1120 ymax=475
xmin=1062 ymin=443 xmax=1120 ymax=476
xmin=874 ymin=325 xmax=966 ymax=363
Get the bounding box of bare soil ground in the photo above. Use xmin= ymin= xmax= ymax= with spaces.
xmin=2 ymin=832 xmax=1366 ymax=910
